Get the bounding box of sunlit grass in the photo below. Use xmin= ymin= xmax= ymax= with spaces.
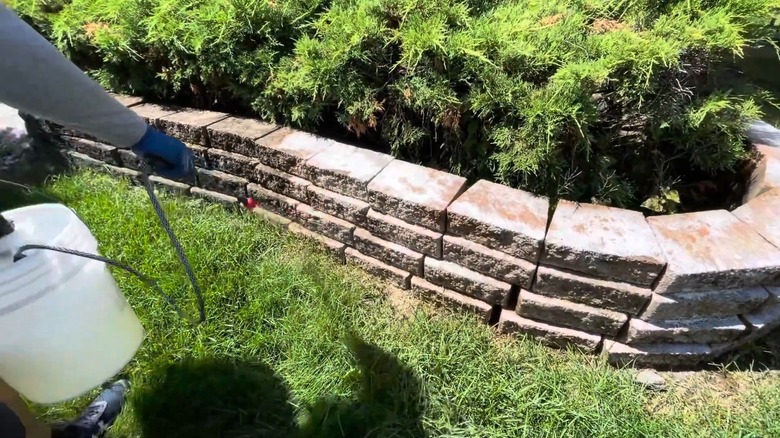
xmin=6 ymin=171 xmax=778 ymax=437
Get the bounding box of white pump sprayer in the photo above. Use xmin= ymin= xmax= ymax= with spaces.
xmin=0 ymin=204 xmax=145 ymax=403
xmin=0 ymin=171 xmax=204 ymax=404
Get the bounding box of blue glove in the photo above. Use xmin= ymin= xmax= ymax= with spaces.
xmin=131 ymin=126 xmax=194 ymax=180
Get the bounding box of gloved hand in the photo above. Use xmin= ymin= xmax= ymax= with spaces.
xmin=131 ymin=126 xmax=194 ymax=180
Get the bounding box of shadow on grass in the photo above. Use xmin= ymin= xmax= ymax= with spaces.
xmin=132 ymin=338 xmax=426 ymax=438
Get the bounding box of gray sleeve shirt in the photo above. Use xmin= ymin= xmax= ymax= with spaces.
xmin=0 ymin=4 xmax=147 ymax=148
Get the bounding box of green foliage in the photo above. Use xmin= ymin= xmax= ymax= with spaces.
xmin=10 ymin=0 xmax=780 ymax=211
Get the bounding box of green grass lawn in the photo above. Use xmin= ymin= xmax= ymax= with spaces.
xmin=5 ymin=172 xmax=780 ymax=437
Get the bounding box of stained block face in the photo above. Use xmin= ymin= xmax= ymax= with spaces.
xmin=648 ymin=210 xmax=780 ymax=293
xmin=533 ymin=266 xmax=651 ymax=315
xmin=207 ymin=148 xmax=258 ymax=180
xmin=411 ymin=277 xmax=494 ymax=322
xmin=297 ymin=204 xmax=356 ymax=245
xmin=625 ymin=317 xmax=746 ymax=344
xmin=207 ymin=117 xmax=279 ymax=155
xmin=191 ymin=187 xmax=238 ymax=209
xmin=732 ymin=194 xmax=780 ymax=248
xmin=197 ymin=168 xmax=248 ymax=197
xmin=424 ymin=258 xmax=512 ymax=305
xmin=131 ymin=103 xmax=182 ymax=124
xmin=345 ymin=248 xmax=412 ymax=289
xmin=604 ymin=341 xmax=712 ymax=367
xmin=447 ymin=180 xmax=548 ymax=261
xmin=254 ymin=163 xmax=310 ymax=202
xmin=639 ymin=287 xmax=769 ymax=320
xmin=516 ymin=290 xmax=628 ymax=336
xmin=308 ymin=186 xmax=370 ymax=225
xmin=365 ymin=209 xmax=442 ymax=258
xmin=498 ymin=312 xmax=602 ymax=353
xmin=543 ymin=200 xmax=666 ymax=286
xmin=158 ymin=109 xmax=228 ymax=145
xmin=367 ymin=160 xmax=467 ymax=232
xmin=255 ymin=128 xmax=333 ymax=175
xmin=444 ymin=235 xmax=535 ymax=287
xmin=353 ymin=228 xmax=424 ymax=275
xmin=304 ymin=142 xmax=394 ymax=200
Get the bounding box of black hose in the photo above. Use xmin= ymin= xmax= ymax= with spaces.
xmin=1 ymin=167 xmax=206 ymax=325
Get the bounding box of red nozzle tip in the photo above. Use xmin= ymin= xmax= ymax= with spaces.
xmin=245 ymin=197 xmax=257 ymax=209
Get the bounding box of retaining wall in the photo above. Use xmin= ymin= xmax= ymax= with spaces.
xmin=27 ymin=94 xmax=780 ymax=368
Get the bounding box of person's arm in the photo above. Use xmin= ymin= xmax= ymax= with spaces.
xmin=0 ymin=4 xmax=147 ymax=148
xmin=0 ymin=4 xmax=193 ymax=179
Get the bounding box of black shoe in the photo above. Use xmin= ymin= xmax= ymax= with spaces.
xmin=52 ymin=380 xmax=130 ymax=438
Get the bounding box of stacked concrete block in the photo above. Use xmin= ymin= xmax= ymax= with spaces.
xmin=446 ymin=180 xmax=565 ymax=345
xmin=48 ymin=96 xmax=780 ymax=368
xmin=207 ymin=116 xmax=279 ymax=157
xmin=531 ymin=201 xmax=665 ymax=355
xmin=157 ymin=109 xmax=228 ymax=145
xmin=360 ymin=159 xmax=468 ymax=298
xmin=607 ymin=210 xmax=780 ymax=367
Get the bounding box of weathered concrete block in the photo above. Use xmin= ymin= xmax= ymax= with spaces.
xmin=411 ymin=277 xmax=494 ymax=322
xmin=204 ymin=148 xmax=257 ymax=180
xmin=206 ymin=117 xmax=278 ymax=155
xmin=648 ymin=210 xmax=780 ymax=293
xmin=148 ymin=175 xmax=190 ymax=195
xmin=190 ymin=187 xmax=239 ymax=209
xmin=109 ymin=93 xmax=143 ymax=107
xmin=67 ymin=150 xmax=105 ymax=170
xmin=424 ymin=258 xmax=512 ymax=305
xmin=543 ymin=200 xmax=666 ymax=286
xmin=517 ymin=290 xmax=627 ymax=336
xmin=639 ymin=287 xmax=769 ymax=320
xmin=444 ymin=235 xmax=535 ymax=287
xmin=103 ymin=164 xmax=141 ymax=180
xmin=447 ymin=179 xmax=548 ymax=261
xmin=289 ymin=223 xmax=347 ymax=262
xmin=117 ymin=148 xmax=142 ymax=170
xmin=63 ymin=137 xmax=119 ymax=165
xmin=743 ymin=286 xmax=780 ymax=334
xmin=708 ymin=289 xmax=780 ymax=357
xmin=254 ymin=162 xmax=311 ymax=202
xmin=69 ymin=154 xmax=136 ymax=181
xmin=197 ymin=168 xmax=248 ymax=197
xmin=604 ymin=340 xmax=712 ymax=367
xmin=130 ymin=103 xmax=182 ymax=125
xmin=189 ymin=144 xmax=208 ymax=168
xmin=533 ymin=265 xmax=651 ymax=315
xmin=158 ymin=109 xmax=228 ymax=145
xmin=307 ymin=185 xmax=370 ymax=225
xmin=255 ymin=128 xmax=333 ymax=176
xmin=625 ymin=317 xmax=745 ymax=344
xmin=353 ymin=228 xmax=424 ymax=275
xmin=296 ymin=204 xmax=355 ymax=244
xmin=251 ymin=206 xmax=292 ymax=227
xmin=303 ymin=142 xmax=394 ymax=200
xmin=733 ymin=194 xmax=780 ymax=249
xmin=365 ymin=209 xmax=442 ymax=258
xmin=744 ymin=144 xmax=780 ymax=202
xmin=709 ymin=287 xmax=780 ymax=357
xmin=345 ymin=248 xmax=412 ymax=289
xmin=247 ymin=183 xmax=300 ymax=219
xmin=367 ymin=160 xmax=467 ymax=232
xmin=498 ymin=311 xmax=602 ymax=352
